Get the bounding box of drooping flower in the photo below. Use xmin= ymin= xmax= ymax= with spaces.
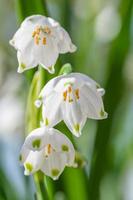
xmin=9 ymin=15 xmax=77 ymax=73
xmin=36 ymin=73 xmax=108 ymax=137
xmin=19 ymin=127 xmax=75 ymax=180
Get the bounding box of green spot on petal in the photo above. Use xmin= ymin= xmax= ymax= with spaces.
xmin=96 ymin=84 xmax=100 ymax=89
xmin=100 ymin=109 xmax=105 ymax=117
xmin=62 ymin=144 xmax=69 ymax=152
xmin=74 ymin=124 xmax=80 ymax=132
xmin=44 ymin=118 xmax=49 ymax=126
xmin=19 ymin=154 xmax=22 ymax=161
xmin=32 ymin=139 xmax=41 ymax=148
xmin=25 ymin=163 xmax=33 ymax=172
xmin=20 ymin=63 xmax=26 ymax=69
xmin=48 ymin=66 xmax=54 ymax=73
xmin=51 ymin=169 xmax=60 ymax=177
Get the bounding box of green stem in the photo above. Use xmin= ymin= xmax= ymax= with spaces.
xmin=34 ymin=173 xmax=44 ymax=200
xmin=34 ymin=172 xmax=51 ymax=200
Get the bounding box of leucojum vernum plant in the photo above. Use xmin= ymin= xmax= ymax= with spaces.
xmin=10 ymin=14 xmax=108 ymax=193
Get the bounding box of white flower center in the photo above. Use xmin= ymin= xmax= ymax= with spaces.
xmin=63 ymin=84 xmax=80 ymax=103
xmin=32 ymin=25 xmax=51 ymax=45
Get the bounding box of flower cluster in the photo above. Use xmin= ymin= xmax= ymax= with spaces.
xmin=10 ymin=15 xmax=107 ymax=180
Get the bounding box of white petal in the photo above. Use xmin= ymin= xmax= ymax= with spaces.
xmin=39 ymin=76 xmax=61 ymax=99
xmin=19 ymin=144 xmax=30 ymax=164
xmin=33 ymin=36 xmax=59 ymax=72
xmin=80 ymin=84 xmax=107 ymax=119
xmin=97 ymin=88 xmax=105 ymax=96
xmin=24 ymin=15 xmax=59 ymax=28
xmin=17 ymin=51 xmax=37 ymax=73
xmin=54 ymin=77 xmax=77 ymax=93
xmin=41 ymin=152 xmax=67 ymax=180
xmin=42 ymin=92 xmax=62 ymax=127
xmin=55 ymin=27 xmax=77 ymax=53
xmin=24 ymin=150 xmax=43 ymax=175
xmin=10 ymin=20 xmax=34 ymax=51
xmin=62 ymin=100 xmax=86 ymax=137
xmin=23 ymin=127 xmax=48 ymax=151
xmin=68 ymin=73 xmax=101 ymax=90
xmin=47 ymin=128 xmax=75 ymax=166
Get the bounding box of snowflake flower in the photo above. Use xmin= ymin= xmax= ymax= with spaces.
xmin=19 ymin=127 xmax=75 ymax=180
xmin=36 ymin=73 xmax=108 ymax=137
xmin=10 ymin=15 xmax=76 ymax=73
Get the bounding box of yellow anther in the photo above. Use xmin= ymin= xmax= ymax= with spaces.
xmin=36 ymin=27 xmax=41 ymax=34
xmin=44 ymin=26 xmax=51 ymax=34
xmin=42 ymin=37 xmax=47 ymax=45
xmin=32 ymin=25 xmax=51 ymax=45
xmin=68 ymin=86 xmax=72 ymax=93
xmin=63 ymin=91 xmax=67 ymax=101
xmin=47 ymin=144 xmax=52 ymax=154
xmin=75 ymin=89 xmax=80 ymax=100
xmin=32 ymin=31 xmax=36 ymax=38
xmin=45 ymin=144 xmax=52 ymax=156
xmin=35 ymin=36 xmax=40 ymax=45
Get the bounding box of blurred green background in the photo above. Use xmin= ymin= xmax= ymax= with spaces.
xmin=0 ymin=0 xmax=133 ymax=199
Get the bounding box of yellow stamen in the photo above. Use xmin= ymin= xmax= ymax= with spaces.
xmin=75 ymin=89 xmax=80 ymax=99
xmin=36 ymin=27 xmax=41 ymax=34
xmin=42 ymin=37 xmax=47 ymax=45
xmin=32 ymin=31 xmax=36 ymax=38
xmin=63 ymin=91 xmax=67 ymax=101
xmin=68 ymin=86 xmax=72 ymax=93
xmin=35 ymin=36 xmax=39 ymax=45
xmin=47 ymin=144 xmax=52 ymax=154
xmin=44 ymin=26 xmax=51 ymax=34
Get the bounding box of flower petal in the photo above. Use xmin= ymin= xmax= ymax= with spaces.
xmin=24 ymin=15 xmax=59 ymax=28
xmin=23 ymin=127 xmax=48 ymax=151
xmin=42 ymin=92 xmax=62 ymax=127
xmin=47 ymin=128 xmax=75 ymax=166
xmin=17 ymin=51 xmax=37 ymax=73
xmin=39 ymin=76 xmax=61 ymax=100
xmin=62 ymin=101 xmax=86 ymax=137
xmin=55 ymin=27 xmax=77 ymax=53
xmin=19 ymin=144 xmax=30 ymax=164
xmin=80 ymin=84 xmax=107 ymax=119
xmin=32 ymin=36 xmax=59 ymax=73
xmin=41 ymin=152 xmax=67 ymax=180
xmin=10 ymin=19 xmax=34 ymax=52
xmin=24 ymin=150 xmax=43 ymax=175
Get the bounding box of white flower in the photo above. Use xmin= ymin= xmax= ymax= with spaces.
xmin=10 ymin=15 xmax=77 ymax=74
xmin=19 ymin=127 xmax=75 ymax=180
xmin=36 ymin=73 xmax=108 ymax=137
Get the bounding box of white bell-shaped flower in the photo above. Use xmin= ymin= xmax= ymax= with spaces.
xmin=19 ymin=127 xmax=75 ymax=180
xmin=10 ymin=15 xmax=77 ymax=73
xmin=36 ymin=73 xmax=108 ymax=137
